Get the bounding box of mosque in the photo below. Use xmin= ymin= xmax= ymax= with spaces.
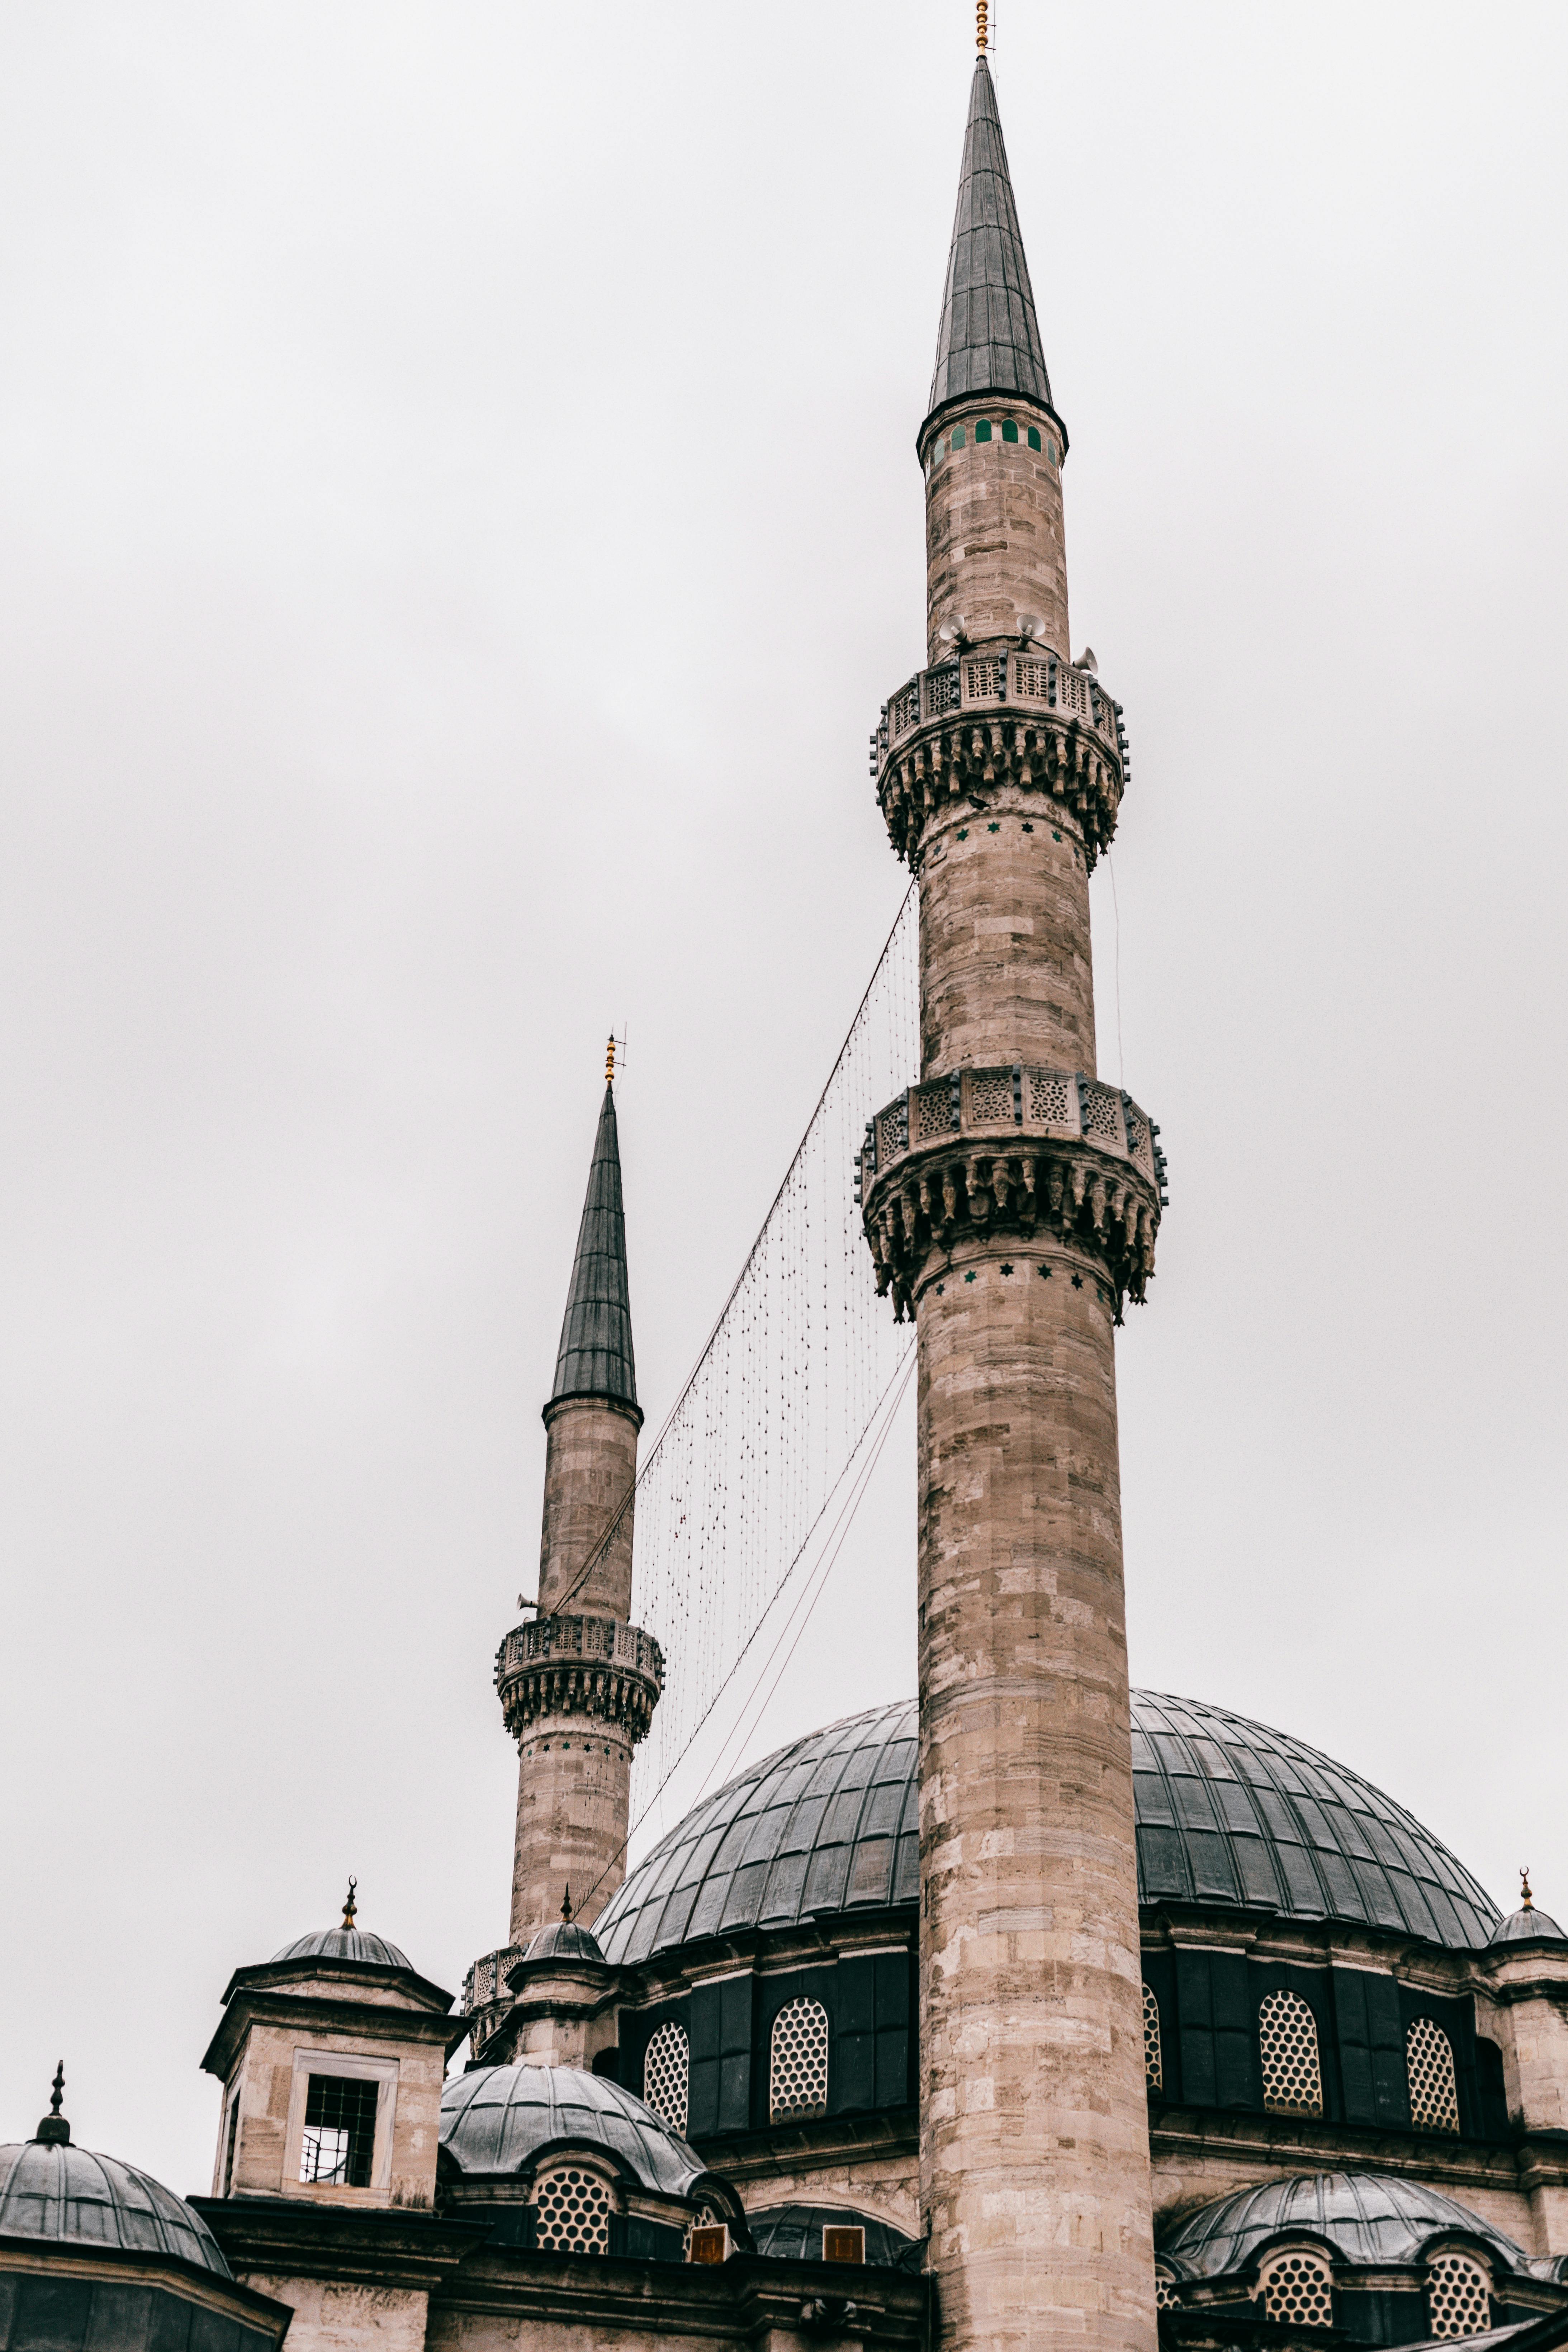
xmin=5 ymin=36 xmax=1568 ymax=2352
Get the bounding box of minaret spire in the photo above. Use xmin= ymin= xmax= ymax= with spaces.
xmin=927 ymin=55 xmax=1058 ymax=436
xmin=548 ymin=1081 xmax=638 ymax=1419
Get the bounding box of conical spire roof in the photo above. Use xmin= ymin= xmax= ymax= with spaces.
xmin=927 ymin=57 xmax=1055 ymax=426
xmin=548 ymin=1085 xmax=638 ymax=1417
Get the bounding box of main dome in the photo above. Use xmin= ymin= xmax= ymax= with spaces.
xmin=594 ymin=1692 xmax=1499 ymax=1965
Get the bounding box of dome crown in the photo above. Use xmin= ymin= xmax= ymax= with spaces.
xmin=439 ymin=2064 xmax=702 ymax=2200
xmin=1160 ymin=2171 xmax=1529 ymax=2278
xmin=594 ymin=1692 xmax=1498 ymax=1967
xmin=0 ymin=2140 xmax=231 ymax=2277
xmin=268 ymin=1925 xmax=413 ymax=1971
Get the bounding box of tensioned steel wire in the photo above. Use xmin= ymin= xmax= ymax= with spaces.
xmin=553 ymin=883 xmax=919 ymax=1851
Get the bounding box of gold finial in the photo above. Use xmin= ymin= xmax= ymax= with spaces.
xmin=605 ymin=1033 xmax=616 ymax=1087
xmin=976 ymin=0 xmax=988 ymax=53
xmin=561 ymin=1885 xmax=574 ymax=1924
xmin=341 ymin=1876 xmax=358 ymax=1930
xmin=1521 ymin=1868 xmax=1534 ymax=1911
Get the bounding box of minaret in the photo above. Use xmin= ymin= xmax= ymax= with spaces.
xmin=860 ymin=46 xmax=1164 ymax=2352
xmin=497 ymin=1057 xmax=662 ymax=1947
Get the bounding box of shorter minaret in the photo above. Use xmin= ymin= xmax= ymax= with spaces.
xmin=498 ymin=1053 xmax=662 ymax=1947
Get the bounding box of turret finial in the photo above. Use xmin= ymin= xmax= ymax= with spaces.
xmin=561 ymin=1886 xmax=574 ymax=1924
xmin=605 ymin=1033 xmax=616 ymax=1087
xmin=341 ymin=1876 xmax=358 ymax=1930
xmin=976 ymin=0 xmax=988 ymax=53
xmin=1521 ymin=1868 xmax=1534 ymax=1911
xmin=35 ymin=2062 xmax=70 ymax=2146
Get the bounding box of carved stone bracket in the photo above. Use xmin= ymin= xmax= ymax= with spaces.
xmin=858 ymin=1066 xmax=1167 ymax=1323
xmin=494 ymin=1612 xmax=663 ymax=1743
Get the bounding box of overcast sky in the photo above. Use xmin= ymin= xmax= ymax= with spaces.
xmin=1 ymin=1 xmax=1564 ymax=2197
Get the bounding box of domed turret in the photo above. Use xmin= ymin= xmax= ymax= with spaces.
xmin=1489 ymin=1872 xmax=1568 ymax=1947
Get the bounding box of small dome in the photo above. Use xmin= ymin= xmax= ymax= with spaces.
xmin=1489 ymin=1905 xmax=1568 ymax=1947
xmin=269 ymin=1926 xmax=413 ymax=1971
xmin=1159 ymin=2172 xmax=1529 ymax=2279
xmin=440 ymin=2064 xmax=702 ymax=2200
xmin=594 ymin=1692 xmax=1499 ymax=1967
xmin=747 ymin=2203 xmax=923 ymax=2270
xmin=0 ymin=2141 xmax=231 ymax=2277
xmin=522 ymin=1920 xmax=605 ymax=1966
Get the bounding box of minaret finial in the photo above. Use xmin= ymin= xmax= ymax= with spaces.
xmin=1521 ymin=1868 xmax=1534 ymax=1911
xmin=561 ymin=1885 xmax=574 ymax=1924
xmin=605 ymin=1033 xmax=616 ymax=1087
xmin=35 ymin=2062 xmax=70 ymax=2146
xmin=976 ymin=0 xmax=988 ymax=53
xmin=341 ymin=1875 xmax=358 ymax=1930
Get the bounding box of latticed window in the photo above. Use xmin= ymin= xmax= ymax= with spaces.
xmin=642 ymin=2021 xmax=690 ymax=2135
xmin=1259 ymin=1989 xmax=1324 ymax=2117
xmin=1408 ymin=2016 xmax=1461 ymax=2134
xmin=1155 ymin=2268 xmax=1179 ymax=2312
xmin=1142 ymin=1983 xmax=1163 ymax=2094
xmin=770 ymin=1995 xmax=829 ymax=2121
xmin=532 ymin=2162 xmax=612 ymax=2254
xmin=1427 ymin=2251 xmax=1492 ymax=2337
xmin=299 ymin=2075 xmax=377 ymax=2187
xmin=1254 ymin=2248 xmax=1334 ymax=2327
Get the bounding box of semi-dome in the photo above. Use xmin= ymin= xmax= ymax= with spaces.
xmin=0 ymin=2139 xmax=231 ymax=2277
xmin=595 ymin=1691 xmax=1499 ymax=1968
xmin=747 ymin=2203 xmax=923 ymax=2270
xmin=269 ymin=1926 xmax=413 ymax=1971
xmin=440 ymin=2064 xmax=704 ymax=2200
xmin=1159 ymin=2172 xmax=1530 ymax=2280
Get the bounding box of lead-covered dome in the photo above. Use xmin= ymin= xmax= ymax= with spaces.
xmin=269 ymin=1926 xmax=412 ymax=1971
xmin=1159 ymin=2172 xmax=1530 ymax=2279
xmin=0 ymin=2140 xmax=231 ymax=2277
xmin=594 ymin=1692 xmax=1498 ymax=1966
xmin=440 ymin=2065 xmax=704 ymax=2199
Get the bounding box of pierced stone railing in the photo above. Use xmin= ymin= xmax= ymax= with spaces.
xmin=868 ymin=652 xmax=1131 ymax=871
xmin=461 ymin=1943 xmax=531 ymax=2061
xmin=493 ymin=1611 xmax=664 ymax=1742
xmin=858 ymin=1064 xmax=1168 ymax=1323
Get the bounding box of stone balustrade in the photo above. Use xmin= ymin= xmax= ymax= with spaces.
xmin=858 ymin=1064 xmax=1168 ymax=1322
xmin=869 ymin=651 xmax=1130 ymax=870
xmin=493 ymin=1611 xmax=664 ymax=1742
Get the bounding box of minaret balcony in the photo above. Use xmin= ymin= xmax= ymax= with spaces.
xmin=871 ymin=651 xmax=1129 ymax=870
xmin=858 ymin=1066 xmax=1168 ymax=1322
xmin=494 ymin=1612 xmax=664 ymax=1741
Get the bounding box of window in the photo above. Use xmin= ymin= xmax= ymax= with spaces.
xmin=1427 ymin=2251 xmax=1492 ymax=2338
xmin=1142 ymin=1983 xmax=1163 ymax=2094
xmin=824 ymin=2225 xmax=865 ymax=2263
xmin=533 ymin=2162 xmax=613 ymax=2254
xmin=950 ymin=427 xmax=965 ymax=451
xmin=222 ymin=2096 xmax=240 ymax=2195
xmin=642 ymin=2021 xmax=690 ymax=2135
xmin=1155 ymin=2268 xmax=1179 ymax=2312
xmin=1259 ymin=1988 xmax=1323 ymax=2117
xmin=1027 ymin=426 xmax=1042 ymax=452
xmin=299 ymin=2074 xmax=378 ymax=2186
xmin=1407 ymin=2017 xmax=1461 ymax=2134
xmin=1254 ymin=2248 xmax=1334 ymax=2327
xmin=770 ymin=1995 xmax=829 ymax=2121
xmin=1001 ymin=418 xmax=1019 ymax=443
xmin=975 ymin=419 xmax=993 ymax=442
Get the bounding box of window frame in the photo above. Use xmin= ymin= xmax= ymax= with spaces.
xmin=283 ymin=2048 xmax=399 ymax=2198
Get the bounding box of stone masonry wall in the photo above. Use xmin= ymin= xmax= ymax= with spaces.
xmin=924 ymin=400 xmax=1070 ymax=664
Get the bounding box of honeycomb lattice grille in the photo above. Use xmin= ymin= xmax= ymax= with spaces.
xmin=1428 ymin=2252 xmax=1492 ymax=2337
xmin=1254 ymin=2249 xmax=1334 ymax=2327
xmin=642 ymin=2020 xmax=690 ymax=2135
xmin=1155 ymin=2271 xmax=1179 ymax=2313
xmin=1408 ymin=2016 xmax=1461 ymax=2134
xmin=1143 ymin=1983 xmax=1163 ymax=2093
xmin=770 ymin=1995 xmax=830 ymax=2121
xmin=533 ymin=2163 xmax=612 ymax=2254
xmin=1259 ymin=1988 xmax=1323 ymax=2116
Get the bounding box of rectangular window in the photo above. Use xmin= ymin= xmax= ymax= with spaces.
xmin=824 ymin=2225 xmax=866 ymax=2263
xmin=299 ymin=2074 xmax=378 ymax=2187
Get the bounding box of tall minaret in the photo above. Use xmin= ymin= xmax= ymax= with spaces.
xmin=860 ymin=48 xmax=1164 ymax=2352
xmin=497 ymin=1060 xmax=663 ymax=1947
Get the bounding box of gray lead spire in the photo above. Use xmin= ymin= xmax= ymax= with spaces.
xmin=927 ymin=57 xmax=1055 ymax=426
xmin=548 ymin=1085 xmax=638 ymax=1417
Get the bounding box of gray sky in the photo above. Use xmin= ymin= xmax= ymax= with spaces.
xmin=1 ymin=1 xmax=1564 ymax=2196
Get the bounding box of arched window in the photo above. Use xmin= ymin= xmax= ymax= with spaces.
xmin=1155 ymin=2268 xmax=1179 ymax=2311
xmin=1259 ymin=1988 xmax=1323 ymax=2117
xmin=532 ymin=2161 xmax=613 ymax=2254
xmin=1427 ymin=2251 xmax=1492 ymax=2337
xmin=643 ymin=2021 xmax=690 ymax=2135
xmin=1142 ymin=1983 xmax=1163 ymax=2094
xmin=770 ymin=1995 xmax=829 ymax=2121
xmin=1407 ymin=2017 xmax=1461 ymax=2134
xmin=1254 ymin=2248 xmax=1334 ymax=2327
